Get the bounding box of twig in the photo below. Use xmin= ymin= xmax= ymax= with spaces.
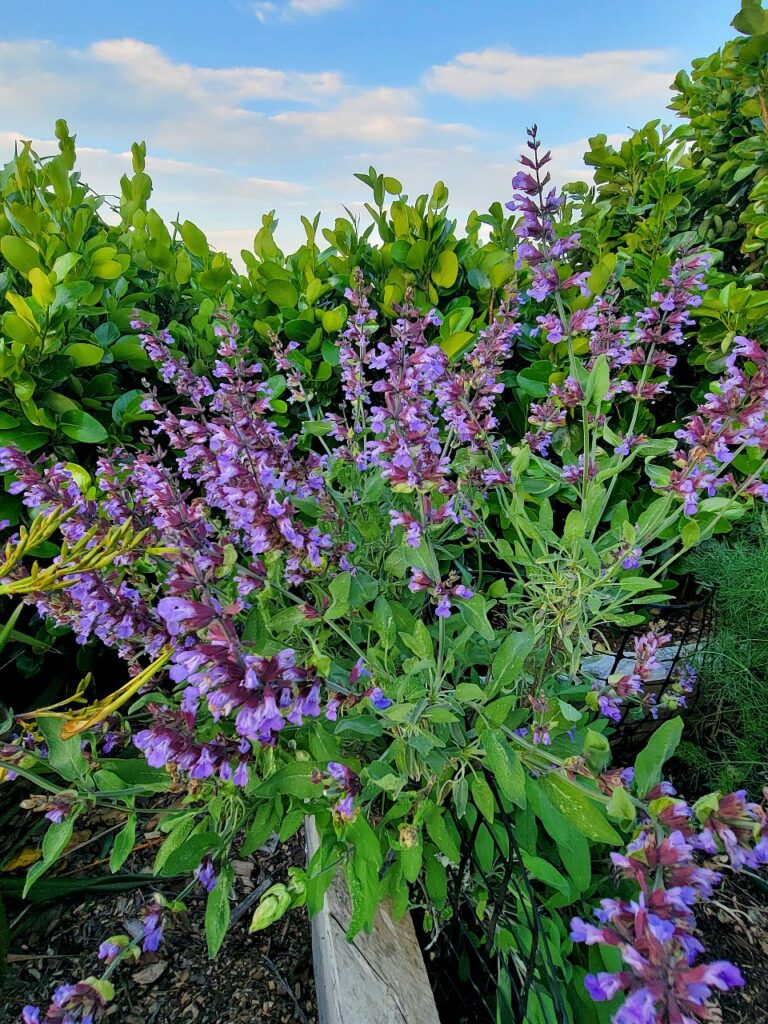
xmin=259 ymin=952 xmax=309 ymax=1024
xmin=229 ymin=875 xmax=274 ymax=926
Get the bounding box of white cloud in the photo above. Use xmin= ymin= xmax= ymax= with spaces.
xmin=90 ymin=38 xmax=343 ymax=104
xmin=425 ymin=48 xmax=674 ymax=102
xmin=248 ymin=0 xmax=348 ymax=21
xmin=289 ymin=0 xmax=348 ymax=12
xmin=270 ymin=87 xmax=473 ymax=145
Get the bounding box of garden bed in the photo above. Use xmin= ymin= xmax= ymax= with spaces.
xmin=1 ymin=831 xmax=316 ymax=1024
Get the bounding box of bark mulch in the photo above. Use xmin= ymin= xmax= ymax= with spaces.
xmin=697 ymin=869 xmax=768 ymax=1024
xmin=1 ymin=831 xmax=316 ymax=1024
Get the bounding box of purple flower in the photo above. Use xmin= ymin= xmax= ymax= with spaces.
xmin=334 ymin=794 xmax=356 ymax=821
xmin=97 ymin=940 xmax=124 ymax=964
xmin=194 ymin=856 xmax=218 ymax=892
xmin=21 ymin=1008 xmax=41 ymax=1024
xmin=584 ymin=972 xmax=627 ymax=1001
xmin=614 ymin=989 xmax=656 ymax=1024
xmin=157 ymin=597 xmax=215 ymax=637
xmin=569 ymin=917 xmax=608 ymax=945
xmin=621 ymin=547 xmax=643 ymax=570
xmin=367 ymin=686 xmax=392 ymax=711
xmin=141 ymin=907 xmax=164 ymax=952
xmin=700 ymin=961 xmax=744 ymax=991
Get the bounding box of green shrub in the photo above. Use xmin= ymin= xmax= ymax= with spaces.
xmin=682 ymin=513 xmax=768 ymax=792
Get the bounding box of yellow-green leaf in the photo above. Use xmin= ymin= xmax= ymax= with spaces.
xmin=439 ymin=331 xmax=473 ymax=358
xmin=431 ymin=249 xmax=458 ymax=289
xmin=63 ymin=343 xmax=104 ymax=367
xmin=1 ymin=236 xmax=40 ymax=273
xmin=28 ymin=268 xmax=55 ymax=308
xmin=180 ymin=220 xmax=209 ymax=259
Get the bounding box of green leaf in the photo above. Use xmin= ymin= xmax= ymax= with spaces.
xmin=0 ymin=426 xmax=48 ymax=452
xmin=400 ymin=841 xmax=422 ymax=883
xmin=606 ymin=787 xmax=636 ymax=825
xmin=541 ymin=776 xmax=621 ymax=845
xmin=372 ymin=596 xmax=396 ymax=649
xmin=458 ymin=594 xmax=494 ymax=641
xmin=439 ymin=331 xmax=474 ymax=359
xmin=521 ymin=854 xmax=572 ymax=900
xmin=454 ymin=682 xmax=485 ymax=702
xmin=59 ymin=410 xmax=108 ymax=443
xmin=680 ymin=520 xmax=701 ymax=548
xmin=241 ymin=802 xmax=278 ymax=856
xmin=24 ymin=816 xmax=75 ymax=896
xmin=96 ymin=758 xmax=169 ymax=788
xmin=180 ymin=220 xmax=209 ymax=259
xmin=37 ymin=718 xmax=88 ymax=783
xmin=1 ymin=236 xmax=40 ymax=273
xmin=28 ymin=268 xmax=55 ymax=307
xmin=406 ymin=239 xmax=429 ymax=270
xmin=205 ymin=862 xmax=232 ymax=958
xmin=492 ymin=630 xmax=534 ymax=691
xmin=251 ymin=762 xmax=321 ymax=799
xmin=326 ymin=571 xmax=352 ymax=620
xmin=422 ymin=804 xmax=460 ymax=864
xmin=483 ymin=695 xmax=516 ymax=727
xmin=109 ymin=814 xmax=137 ymax=872
xmin=586 ymin=355 xmax=610 ymax=406
xmin=481 ymin=731 xmax=526 ymax=808
xmin=633 ymin=716 xmax=684 ymax=797
xmin=470 ymin=774 xmax=495 ymax=823
xmin=431 ymin=249 xmax=458 ymax=289
xmin=347 ymin=814 xmax=383 ymax=872
xmin=0 ymin=603 xmax=24 ymax=657
xmin=424 ymin=847 xmax=447 ymax=908
xmin=466 ymin=267 xmax=490 ymax=290
xmin=159 ymin=832 xmax=221 ymax=876
xmin=62 ymin=343 xmax=104 ymax=367
xmin=266 ymin=279 xmax=299 ymax=307
xmin=46 ymin=155 xmax=72 ymax=206
xmin=112 ymin=390 xmax=153 ymax=428
xmin=153 ymin=815 xmax=197 ymax=874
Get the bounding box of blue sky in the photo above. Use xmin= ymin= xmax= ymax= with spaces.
xmin=0 ymin=0 xmax=737 ymax=256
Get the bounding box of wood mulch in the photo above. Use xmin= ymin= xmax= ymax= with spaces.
xmin=1 ymin=831 xmax=316 ymax=1024
xmin=697 ymin=869 xmax=768 ymax=1024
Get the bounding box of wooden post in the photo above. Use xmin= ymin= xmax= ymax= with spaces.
xmin=306 ymin=819 xmax=441 ymax=1024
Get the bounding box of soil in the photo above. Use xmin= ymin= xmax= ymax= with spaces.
xmin=697 ymin=869 xmax=768 ymax=1024
xmin=0 ymin=830 xmax=316 ymax=1024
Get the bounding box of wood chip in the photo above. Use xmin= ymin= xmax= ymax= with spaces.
xmin=132 ymin=961 xmax=168 ymax=985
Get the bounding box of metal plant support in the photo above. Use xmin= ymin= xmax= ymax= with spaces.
xmin=420 ymin=776 xmax=569 ymax=1024
xmin=608 ymin=588 xmax=714 ymax=756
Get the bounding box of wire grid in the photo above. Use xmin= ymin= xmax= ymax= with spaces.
xmin=422 ymin=775 xmax=569 ymax=1024
xmin=608 ymin=588 xmax=714 ymax=756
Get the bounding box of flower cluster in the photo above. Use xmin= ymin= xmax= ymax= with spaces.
xmin=312 ymin=760 xmax=362 ymax=821
xmin=572 ymin=778 xmax=768 ymax=1023
xmin=22 ymin=979 xmax=114 ymax=1024
xmin=408 ymin=569 xmax=473 ymax=618
xmin=590 ymin=628 xmax=672 ymax=723
xmin=339 ymin=270 xmax=377 ymax=424
xmin=506 ymin=125 xmax=584 ymax=302
xmin=520 ymin=255 xmax=714 ymax=459
xmin=663 ymin=336 xmax=768 ymax=514
xmin=435 ymin=297 xmax=521 ymax=449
